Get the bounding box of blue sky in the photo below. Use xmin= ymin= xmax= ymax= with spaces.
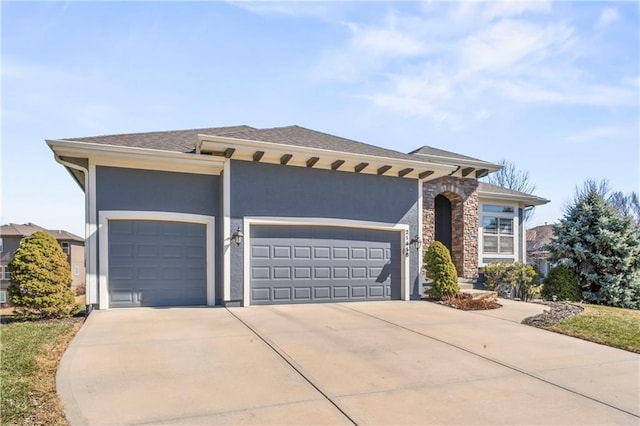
xmin=2 ymin=1 xmax=638 ymax=237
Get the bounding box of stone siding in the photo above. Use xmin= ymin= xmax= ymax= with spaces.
xmin=423 ymin=177 xmax=479 ymax=279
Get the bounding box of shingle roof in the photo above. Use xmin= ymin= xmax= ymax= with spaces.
xmin=478 ymin=182 xmax=549 ymax=205
xmin=0 ymin=223 xmax=84 ymax=242
xmin=62 ymin=124 xmax=451 ymax=163
xmin=65 ymin=125 xmax=256 ymax=153
xmin=208 ymin=125 xmax=422 ymax=161
xmin=409 ymin=145 xmax=488 ymax=163
xmin=59 ymin=124 xmax=503 ymax=169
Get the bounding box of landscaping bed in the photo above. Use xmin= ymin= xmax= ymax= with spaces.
xmin=522 ymin=302 xmax=640 ymax=353
xmin=426 ymin=291 xmax=502 ymax=311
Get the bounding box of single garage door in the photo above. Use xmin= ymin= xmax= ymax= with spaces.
xmin=108 ymin=220 xmax=207 ymax=307
xmin=250 ymin=225 xmax=401 ymax=305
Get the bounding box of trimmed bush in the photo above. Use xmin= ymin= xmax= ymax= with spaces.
xmin=542 ymin=266 xmax=581 ymax=302
xmin=424 ymin=241 xmax=459 ymax=299
xmin=8 ymin=231 xmax=81 ymax=320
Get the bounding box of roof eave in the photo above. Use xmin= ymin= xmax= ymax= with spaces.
xmin=412 ymin=152 xmax=502 ymax=173
xmin=47 ymin=139 xmax=225 ymax=175
xmin=478 ymin=189 xmax=550 ymax=207
xmin=196 ymin=134 xmax=458 ymax=180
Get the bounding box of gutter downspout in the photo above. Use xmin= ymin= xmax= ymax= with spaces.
xmin=53 ymin=155 xmax=93 ymax=315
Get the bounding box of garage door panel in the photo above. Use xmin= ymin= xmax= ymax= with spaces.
xmin=108 ymin=220 xmax=207 ymax=307
xmin=250 ymin=225 xmax=400 ymax=305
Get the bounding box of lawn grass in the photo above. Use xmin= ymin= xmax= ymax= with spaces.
xmin=544 ymin=304 xmax=640 ymax=353
xmin=1 ymin=317 xmax=82 ymax=425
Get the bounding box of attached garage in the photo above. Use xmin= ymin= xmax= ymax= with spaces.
xmin=107 ymin=220 xmax=208 ymax=307
xmin=249 ymin=225 xmax=402 ymax=305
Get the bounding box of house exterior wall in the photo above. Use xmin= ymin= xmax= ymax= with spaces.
xmin=69 ymin=242 xmax=85 ymax=290
xmin=95 ymin=166 xmax=221 ymax=302
xmin=422 ymin=176 xmax=479 ymax=279
xmin=0 ymin=237 xmax=22 ymax=305
xmin=230 ymin=160 xmax=421 ymax=303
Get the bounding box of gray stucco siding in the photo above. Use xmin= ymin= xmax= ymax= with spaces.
xmin=96 ymin=166 xmax=219 ymax=216
xmin=95 ymin=166 xmax=221 ymax=304
xmin=229 ymin=160 xmax=421 ymax=303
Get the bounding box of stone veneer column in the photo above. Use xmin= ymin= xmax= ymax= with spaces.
xmin=422 ymin=177 xmax=479 ymax=279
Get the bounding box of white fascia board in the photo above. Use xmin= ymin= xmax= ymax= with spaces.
xmin=478 ymin=191 xmax=550 ymax=207
xmin=412 ymin=152 xmax=501 ymax=172
xmin=47 ymin=139 xmax=224 ymax=175
xmin=196 ymin=135 xmax=457 ymax=178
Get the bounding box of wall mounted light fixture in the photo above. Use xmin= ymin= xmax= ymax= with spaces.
xmin=232 ymin=227 xmax=244 ymax=246
xmin=409 ymin=235 xmax=422 ymax=250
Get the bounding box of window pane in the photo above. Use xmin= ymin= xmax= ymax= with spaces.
xmin=483 ymin=204 xmax=514 ymax=213
xmin=500 ymin=237 xmax=514 ymax=254
xmin=483 ymin=217 xmax=497 ymax=234
xmin=0 ymin=290 xmax=5 ymax=303
xmin=499 ymin=218 xmax=513 ymax=235
xmin=484 ymin=236 xmax=498 ymax=253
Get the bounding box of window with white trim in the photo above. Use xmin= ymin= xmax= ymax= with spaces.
xmin=482 ymin=216 xmax=514 ymax=254
xmin=0 ymin=265 xmax=9 ymax=281
xmin=61 ymin=242 xmax=70 ymax=255
xmin=0 ymin=290 xmax=6 ymax=303
xmin=73 ymin=265 xmax=80 ymax=276
xmin=0 ymin=238 xmax=3 ymax=254
xmin=480 ymin=204 xmax=517 ymax=260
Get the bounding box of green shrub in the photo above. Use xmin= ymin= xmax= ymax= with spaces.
xmin=542 ymin=266 xmax=582 ymax=302
xmin=424 ymin=241 xmax=459 ymax=299
xmin=8 ymin=231 xmax=81 ymax=320
xmin=483 ymin=261 xmax=539 ymax=301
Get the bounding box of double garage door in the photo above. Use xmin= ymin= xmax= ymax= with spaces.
xmin=107 ymin=221 xmax=401 ymax=307
xmin=250 ymin=225 xmax=401 ymax=305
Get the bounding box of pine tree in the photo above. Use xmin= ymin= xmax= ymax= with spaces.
xmin=548 ymin=191 xmax=640 ymax=309
xmin=8 ymin=231 xmax=81 ymax=319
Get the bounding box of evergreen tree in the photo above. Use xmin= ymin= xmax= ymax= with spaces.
xmin=8 ymin=231 xmax=81 ymax=319
xmin=548 ymin=191 xmax=640 ymax=309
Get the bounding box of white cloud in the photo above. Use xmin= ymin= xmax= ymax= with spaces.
xmin=230 ymin=2 xmax=336 ymax=20
xmin=564 ymin=126 xmax=628 ymax=144
xmin=312 ymin=3 xmax=637 ymax=122
xmin=597 ymin=7 xmax=620 ymax=29
xmin=459 ymin=20 xmax=574 ymax=74
xmin=347 ymin=23 xmax=425 ymax=57
xmin=482 ymin=1 xmax=552 ymax=21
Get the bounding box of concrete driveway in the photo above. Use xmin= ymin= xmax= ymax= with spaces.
xmin=58 ymin=301 xmax=640 ymax=425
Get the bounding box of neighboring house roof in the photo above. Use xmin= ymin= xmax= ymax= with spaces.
xmin=0 ymin=223 xmax=84 ymax=243
xmin=478 ymin=182 xmax=550 ymax=207
xmin=527 ymin=224 xmax=555 ymax=256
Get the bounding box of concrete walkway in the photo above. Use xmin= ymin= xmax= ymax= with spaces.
xmin=58 ymin=301 xmax=639 ymax=425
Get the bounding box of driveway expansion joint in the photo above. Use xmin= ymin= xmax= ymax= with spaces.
xmin=226 ymin=308 xmax=359 ymax=425
xmin=337 ymin=303 xmax=640 ymax=420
